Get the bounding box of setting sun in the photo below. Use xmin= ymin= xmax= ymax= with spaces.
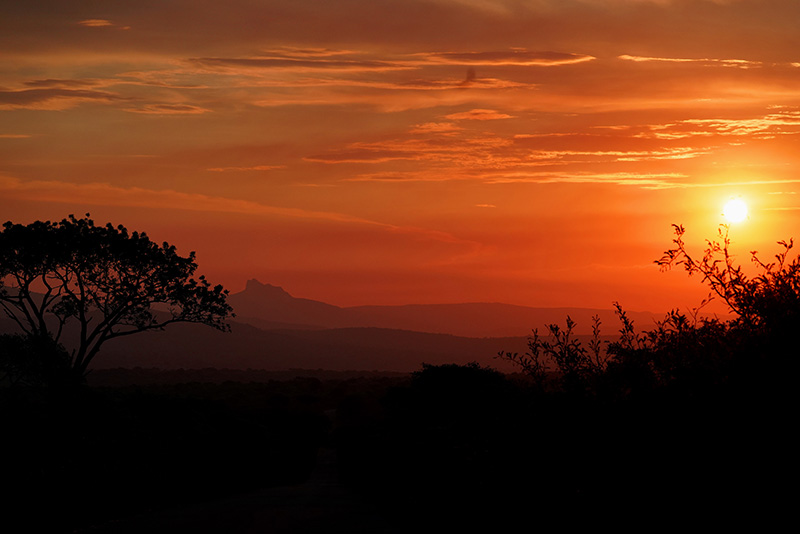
xmin=723 ymin=199 xmax=748 ymax=224
xmin=2 ymin=0 xmax=800 ymax=314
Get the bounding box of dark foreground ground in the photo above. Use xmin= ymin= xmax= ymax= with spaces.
xmin=1 ymin=367 xmax=792 ymax=533
xmin=73 ymin=447 xmax=399 ymax=534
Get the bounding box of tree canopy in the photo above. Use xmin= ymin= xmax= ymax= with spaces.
xmin=0 ymin=214 xmax=233 ymax=381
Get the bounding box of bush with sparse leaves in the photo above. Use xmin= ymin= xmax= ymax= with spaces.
xmin=502 ymin=224 xmax=800 ymax=396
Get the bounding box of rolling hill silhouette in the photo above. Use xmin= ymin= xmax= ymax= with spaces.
xmin=1 ymin=280 xmax=666 ymax=372
xmin=228 ymin=279 xmax=662 ymax=337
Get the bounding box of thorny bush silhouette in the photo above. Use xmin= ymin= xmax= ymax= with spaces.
xmin=500 ymin=223 xmax=800 ymax=396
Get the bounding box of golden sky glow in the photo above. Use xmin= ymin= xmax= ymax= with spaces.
xmin=2 ymin=0 xmax=800 ymax=311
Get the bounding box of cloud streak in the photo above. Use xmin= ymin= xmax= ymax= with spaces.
xmin=78 ymin=19 xmax=130 ymax=30
xmin=483 ymin=171 xmax=800 ymax=190
xmin=619 ymin=54 xmax=764 ymax=68
xmin=0 ymin=88 xmax=126 ymax=110
xmin=445 ymin=109 xmax=514 ymax=120
xmin=207 ymin=165 xmax=285 ymax=172
xmin=188 ymin=56 xmax=411 ymax=72
xmin=426 ymin=50 xmax=596 ymax=66
xmin=125 ymin=104 xmax=212 ymax=115
xmin=24 ymin=78 xmax=104 ymax=88
xmin=78 ymin=19 xmax=115 ymax=27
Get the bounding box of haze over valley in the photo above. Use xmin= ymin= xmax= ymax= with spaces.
xmin=91 ymin=280 xmax=663 ymax=371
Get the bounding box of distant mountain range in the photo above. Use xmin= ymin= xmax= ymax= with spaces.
xmin=228 ymin=279 xmax=663 ymax=338
xmin=1 ymin=280 xmax=668 ymax=373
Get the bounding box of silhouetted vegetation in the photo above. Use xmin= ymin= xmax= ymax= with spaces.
xmin=486 ymin=225 xmax=793 ymax=526
xmin=498 ymin=224 xmax=798 ymax=400
xmin=1 ymin=224 xmax=793 ymax=531
xmin=0 ymin=214 xmax=232 ymax=384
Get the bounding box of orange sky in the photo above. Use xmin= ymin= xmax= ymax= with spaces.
xmin=2 ymin=0 xmax=800 ymax=312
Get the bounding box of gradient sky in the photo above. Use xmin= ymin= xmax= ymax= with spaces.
xmin=3 ymin=0 xmax=800 ymax=312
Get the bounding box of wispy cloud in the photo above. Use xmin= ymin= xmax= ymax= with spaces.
xmin=306 ymin=135 xmax=514 ymax=165
xmin=521 ymin=146 xmax=713 ymax=163
xmin=266 ymin=47 xmax=358 ymax=58
xmin=618 ymin=54 xmax=763 ymax=68
xmin=24 ymin=78 xmax=104 ymax=88
xmin=346 ymin=171 xmax=474 ymax=182
xmin=634 ymin=109 xmax=800 ymax=140
xmin=445 ymin=109 xmax=514 ymax=120
xmin=305 ymin=149 xmax=416 ymax=165
xmin=78 ymin=19 xmax=130 ymax=30
xmin=188 ymin=56 xmax=411 ymax=72
xmin=0 ymin=88 xmax=126 ymax=110
xmin=410 ymin=122 xmax=463 ymax=134
xmin=78 ymin=19 xmax=115 ymax=27
xmin=243 ymin=75 xmax=527 ymax=91
xmin=190 ymin=49 xmax=595 ymax=74
xmin=125 ymin=104 xmax=212 ymax=115
xmin=348 ymin=169 xmax=693 ymax=187
xmin=683 ymin=113 xmax=800 ymax=136
xmin=483 ymin=171 xmax=692 ymax=188
xmin=483 ymin=171 xmax=800 ymax=190
xmin=115 ymin=70 xmax=210 ymax=89
xmin=426 ymin=50 xmax=595 ymax=66
xmin=17 ymin=49 xmax=537 ymax=115
xmin=207 ymin=165 xmax=285 ymax=172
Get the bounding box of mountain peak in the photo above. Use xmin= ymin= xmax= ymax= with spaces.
xmin=243 ymin=279 xmax=292 ymax=299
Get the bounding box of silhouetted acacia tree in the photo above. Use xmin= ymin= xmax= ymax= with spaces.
xmin=0 ymin=214 xmax=233 ymax=380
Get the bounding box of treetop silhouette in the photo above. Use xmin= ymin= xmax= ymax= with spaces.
xmin=0 ymin=214 xmax=233 ymax=380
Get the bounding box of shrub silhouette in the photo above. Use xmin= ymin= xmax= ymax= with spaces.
xmin=498 ymin=314 xmax=607 ymax=394
xmin=0 ymin=214 xmax=233 ymax=383
xmin=501 ymin=224 xmax=799 ymax=397
xmin=656 ymin=223 xmax=800 ymax=329
xmin=656 ymin=224 xmax=800 ymax=369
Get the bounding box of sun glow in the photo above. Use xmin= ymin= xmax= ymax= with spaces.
xmin=723 ymin=198 xmax=748 ymax=223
